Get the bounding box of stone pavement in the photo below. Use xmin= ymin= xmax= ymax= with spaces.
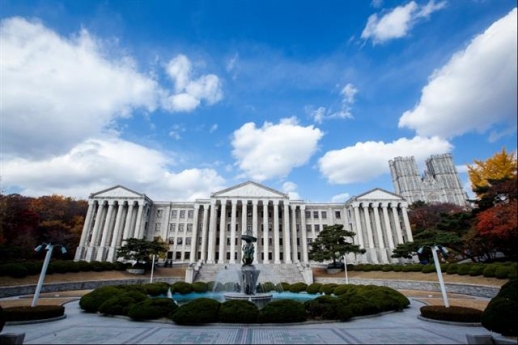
xmin=2 ymin=298 xmax=496 ymax=344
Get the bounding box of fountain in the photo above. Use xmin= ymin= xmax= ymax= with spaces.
xmin=223 ymin=232 xmax=272 ymax=309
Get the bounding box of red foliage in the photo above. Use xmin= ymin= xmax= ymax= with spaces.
xmin=476 ymin=200 xmax=518 ymax=257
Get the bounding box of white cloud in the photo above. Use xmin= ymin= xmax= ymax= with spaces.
xmin=399 ymin=8 xmax=517 ymax=139
xmin=282 ymin=181 xmax=301 ymax=200
xmin=331 ymin=193 xmax=351 ymax=203
xmin=231 ymin=117 xmax=324 ymax=181
xmin=164 ymin=54 xmax=223 ymax=111
xmin=1 ymin=137 xmax=225 ymax=201
xmin=318 ymin=136 xmax=452 ymax=184
xmin=361 ymin=0 xmax=446 ymax=44
xmin=309 ymin=83 xmax=358 ymax=123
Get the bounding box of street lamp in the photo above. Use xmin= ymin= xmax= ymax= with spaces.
xmin=418 ymin=244 xmax=449 ymax=308
xmin=343 ymin=254 xmax=349 ymax=284
xmin=32 ymin=243 xmax=67 ymax=307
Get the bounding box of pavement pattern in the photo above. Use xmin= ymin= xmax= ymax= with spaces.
xmin=2 ymin=297 xmax=497 ymax=344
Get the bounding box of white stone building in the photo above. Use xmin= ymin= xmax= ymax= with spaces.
xmin=389 ymin=153 xmax=469 ymax=207
xmin=74 ymin=181 xmax=413 ymax=265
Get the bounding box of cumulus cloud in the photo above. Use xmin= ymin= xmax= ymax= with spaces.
xmin=231 ymin=117 xmax=324 ymax=181
xmin=399 ymin=8 xmax=517 ymax=139
xmin=331 ymin=193 xmax=351 ymax=203
xmin=0 ymin=17 xmax=224 ymax=160
xmin=318 ymin=136 xmax=452 ymax=184
xmin=361 ymin=0 xmax=446 ymax=44
xmin=309 ymin=83 xmax=358 ymax=123
xmin=282 ymin=181 xmax=301 ymax=200
xmin=164 ymin=54 xmax=223 ymax=112
xmin=1 ymin=137 xmax=225 ymax=200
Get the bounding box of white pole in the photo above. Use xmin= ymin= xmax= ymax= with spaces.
xmin=150 ymin=255 xmax=156 ymax=283
xmin=32 ymin=245 xmax=53 ymax=307
xmin=344 ymin=254 xmax=349 ymax=284
xmin=432 ymin=246 xmax=449 ymax=308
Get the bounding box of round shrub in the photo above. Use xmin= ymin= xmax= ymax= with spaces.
xmin=288 ymin=282 xmax=307 ymax=293
xmin=483 ymin=264 xmax=497 ymax=278
xmin=191 ymin=281 xmax=208 ymax=293
xmin=98 ymin=295 xmax=140 ymax=316
xmin=381 ymin=264 xmax=394 ymax=272
xmin=2 ymin=305 xmax=65 ymax=322
xmin=90 ymin=261 xmax=105 ymax=272
xmin=49 ymin=261 xmax=69 ymax=274
xmin=23 ymin=261 xmax=43 ymax=275
xmin=306 ymin=283 xmax=322 ymax=294
xmin=170 ymin=298 xmax=221 ymax=324
xmin=128 ymin=298 xmax=178 ymax=321
xmin=339 ymin=293 xmax=379 ymax=316
xmin=401 ymin=265 xmax=414 ymax=272
xmin=304 ymin=295 xmax=341 ymax=320
xmin=144 ymin=282 xmax=170 ymax=296
xmin=278 ymin=282 xmax=291 ymax=292
xmin=333 ymin=284 xmax=357 ymax=296
xmin=171 ymin=281 xmax=193 ymax=294
xmin=481 ymin=297 xmax=518 ymax=336
xmin=392 ymin=265 xmax=403 ymax=272
xmin=258 ymin=282 xmax=276 ymax=293
xmin=469 ymin=264 xmax=485 ymax=276
xmin=457 ymin=264 xmax=471 ymax=276
xmin=79 ymin=286 xmax=124 ymax=313
xmin=421 ymin=305 xmax=482 ymax=323
xmin=257 ymin=299 xmax=306 ymax=323
xmin=218 ymin=300 xmax=259 ymax=323
xmin=421 ymin=264 xmax=436 ymax=274
xmin=76 ymin=260 xmax=93 ymax=272
xmin=320 ymin=283 xmax=338 ymax=295
xmin=116 ymin=284 xmax=148 ymax=295
xmin=495 ymin=266 xmax=510 ymax=279
xmin=446 ymin=263 xmax=458 ymax=274
xmin=1 ymin=263 xmax=28 ymax=278
xmin=497 ymin=279 xmax=518 ymax=301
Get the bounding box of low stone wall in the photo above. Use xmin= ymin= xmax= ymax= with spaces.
xmin=0 ymin=277 xmax=183 ymax=299
xmin=314 ymin=277 xmax=501 ymax=298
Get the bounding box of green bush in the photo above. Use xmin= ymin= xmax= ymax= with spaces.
xmin=495 ymin=266 xmax=510 ymax=279
xmin=192 ymin=281 xmax=208 ymax=293
xmin=421 ymin=264 xmax=436 ymax=274
xmin=2 ymin=305 xmax=65 ymax=321
xmin=333 ymin=284 xmax=358 ymax=296
xmin=392 ymin=265 xmax=402 ymax=272
xmin=98 ymin=295 xmax=140 ymax=316
xmin=79 ymin=286 xmax=124 ymax=313
xmin=352 ymin=264 xmax=363 ymax=271
xmin=304 ymin=295 xmax=341 ymax=320
xmin=218 ymin=300 xmax=259 ymax=323
xmin=76 ymin=260 xmax=93 ymax=272
xmin=90 ymin=261 xmax=105 ymax=272
xmin=278 ymin=282 xmax=291 ymax=292
xmin=171 ymin=281 xmax=193 ymax=294
xmin=49 ymin=261 xmax=70 ymax=274
xmin=446 ymin=263 xmax=458 ymax=274
xmin=421 ymin=306 xmax=482 ymax=323
xmin=23 ymin=261 xmax=43 ymax=275
xmin=320 ymin=283 xmax=338 ymax=295
xmin=288 ymin=282 xmax=307 ymax=293
xmin=117 ymin=284 xmax=148 ymax=295
xmin=306 ymin=283 xmax=323 ymax=294
xmin=483 ymin=264 xmax=497 ymax=278
xmin=257 ymin=299 xmax=306 ymax=323
xmin=469 ymin=264 xmax=485 ymax=277
xmin=381 ymin=265 xmax=394 ymax=272
xmin=457 ymin=264 xmax=471 ymax=276
xmin=0 ymin=263 xmax=28 ymax=278
xmin=128 ymin=298 xmax=178 ymax=321
xmin=401 ymin=265 xmax=414 ymax=272
xmin=481 ymin=279 xmax=518 ymax=336
xmin=258 ymin=282 xmax=276 ymax=293
xmin=339 ymin=294 xmax=379 ymax=316
xmin=144 ymin=282 xmax=170 ymax=296
xmin=170 ymin=298 xmax=221 ymax=324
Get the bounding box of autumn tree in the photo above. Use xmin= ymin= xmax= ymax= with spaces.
xmin=408 ymin=201 xmax=466 ymax=235
xmin=308 ymin=224 xmax=365 ymax=268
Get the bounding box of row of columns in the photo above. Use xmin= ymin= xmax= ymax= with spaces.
xmin=74 ymin=198 xmax=148 ymax=262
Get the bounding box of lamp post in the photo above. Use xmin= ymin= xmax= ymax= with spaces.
xmin=32 ymin=243 xmax=67 ymax=307
xmin=418 ymin=244 xmax=449 ymax=308
xmin=343 ymin=254 xmax=349 ymax=284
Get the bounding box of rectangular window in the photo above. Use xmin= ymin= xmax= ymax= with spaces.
xmin=169 ymin=223 xmax=176 ymax=232
xmin=155 ymin=223 xmax=161 ymax=232
xmin=176 ymin=252 xmax=181 ymax=260
xmin=315 ymin=224 xmax=320 ymax=232
xmin=335 ymin=211 xmax=341 ymax=219
xmin=186 ymin=238 xmax=191 ymax=245
xmin=306 ymin=224 xmax=311 ymax=231
xmin=180 ymin=210 xmax=186 ymax=218
xmin=187 ymin=224 xmax=192 ymax=232
xmin=188 ymin=210 xmax=194 ymax=218
xmin=156 ymin=209 xmax=163 ymax=218
xmin=280 ymin=238 xmax=283 ymax=245
xmin=308 ymin=238 xmax=313 ymax=244
xmin=185 ymin=252 xmax=190 ymax=260
xmin=171 ymin=210 xmax=178 ymax=218
xmin=179 ymin=224 xmax=184 ymax=232
xmin=227 ymin=238 xmax=230 ymax=245
xmin=177 ymin=238 xmax=183 ymax=245
xmin=297 ymin=238 xmax=300 ymax=246
xmin=296 ymin=224 xmax=300 ymax=232
xmin=269 ymin=238 xmax=273 ymax=245
xmin=313 ymin=211 xmax=319 ymax=219
xmin=168 ymin=237 xmax=174 ymax=244
xmin=321 ymin=211 xmax=327 ymax=219
xmin=247 ymin=225 xmax=252 ymax=233
xmin=305 ymin=211 xmax=311 ymax=219
xmin=261 ymin=238 xmax=264 ymax=245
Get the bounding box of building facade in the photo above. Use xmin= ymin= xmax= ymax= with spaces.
xmin=389 ymin=153 xmax=468 ymax=207
xmin=74 ymin=181 xmax=413 ymax=265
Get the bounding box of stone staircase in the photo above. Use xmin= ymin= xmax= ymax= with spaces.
xmin=194 ymin=263 xmax=307 ymax=284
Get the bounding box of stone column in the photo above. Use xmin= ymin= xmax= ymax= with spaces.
xmin=401 ymin=205 xmax=414 ymax=242
xmin=75 ymin=200 xmax=96 ymax=261
xmin=372 ymin=205 xmax=387 ymax=263
xmin=291 ymin=205 xmax=298 ymax=263
xmin=230 ymin=199 xmax=237 ymax=263
xmin=273 ymin=199 xmax=280 ymax=264
xmin=362 ymin=204 xmax=377 ymax=263
xmin=262 ymin=200 xmax=269 ymax=263
xmin=252 ymin=199 xmax=259 ymax=264
xmin=134 ymin=201 xmax=146 ymax=239
xmin=96 ymin=200 xmax=115 ymax=261
xmin=283 ymin=202 xmax=292 ymax=263
xmin=218 ymin=200 xmax=227 ymax=263
xmin=381 ymin=203 xmax=395 ymax=249
xmin=241 ymin=200 xmax=247 ymax=235
xmin=391 ymin=205 xmax=404 ymax=244
xmin=300 ymin=205 xmax=308 ymax=263
xmin=207 ymin=200 xmax=217 ymax=264
xmin=86 ymin=201 xmax=106 ymax=261
xmin=200 ymin=205 xmax=209 ymax=262
xmin=353 ymin=204 xmax=364 ymax=263
xmin=189 ymin=204 xmax=200 ymax=263
xmin=108 ymin=201 xmax=126 ymax=262
xmin=122 ymin=202 xmax=135 ymax=241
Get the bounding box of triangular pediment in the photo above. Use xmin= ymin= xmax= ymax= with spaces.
xmin=91 ymin=185 xmax=145 ymax=199
xmin=352 ymin=188 xmax=403 ymax=201
xmin=213 ymin=181 xmax=287 ymax=198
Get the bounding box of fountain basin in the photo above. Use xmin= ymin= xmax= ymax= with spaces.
xmin=223 ymin=292 xmax=273 ymax=309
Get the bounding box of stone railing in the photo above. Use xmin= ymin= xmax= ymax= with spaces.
xmin=314 ymin=277 xmax=501 ymax=298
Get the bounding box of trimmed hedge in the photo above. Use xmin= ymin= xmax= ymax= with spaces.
xmin=304 ymin=295 xmax=341 ymax=320
xmin=320 ymin=283 xmax=338 ymax=295
xmin=306 ymin=283 xmax=323 ymax=294
xmin=79 ymin=286 xmax=124 ymax=313
xmin=98 ymin=295 xmax=141 ymax=316
xmin=128 ymin=298 xmax=178 ymax=321
xmin=257 ymin=299 xmax=306 ymax=323
xmin=171 ymin=281 xmax=193 ymax=294
xmin=170 ymin=298 xmax=220 ymax=324
xmin=420 ymin=305 xmax=482 ymax=323
xmin=3 ymin=305 xmax=65 ymax=322
xmin=481 ymin=279 xmax=518 ymax=336
xmin=288 ymin=282 xmax=307 ymax=293
xmin=192 ymin=281 xmax=209 ymax=293
xmin=218 ymin=300 xmax=259 ymax=323
xmin=144 ymin=282 xmax=170 ymax=296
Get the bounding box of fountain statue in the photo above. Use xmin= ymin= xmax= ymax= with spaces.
xmin=223 ymin=231 xmax=272 ymax=308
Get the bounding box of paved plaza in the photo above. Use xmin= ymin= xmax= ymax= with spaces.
xmin=2 ymin=297 xmax=496 ymax=344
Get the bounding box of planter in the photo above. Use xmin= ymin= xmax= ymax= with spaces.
xmin=126 ymin=268 xmax=145 ymax=275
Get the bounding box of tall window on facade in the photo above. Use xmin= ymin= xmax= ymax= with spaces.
xmin=305 ymin=211 xmax=311 ymax=219
xmin=188 ymin=210 xmax=194 ymax=218
xmin=171 ymin=210 xmax=178 ymax=218
xmin=186 ymin=238 xmax=191 ymax=245
xmin=313 ymin=211 xmax=319 ymax=218
xmin=155 ymin=223 xmax=161 ymax=232
xmin=315 ymin=224 xmax=320 ymax=232
xmin=187 ymin=224 xmax=192 ymax=232
xmin=169 ymin=223 xmax=176 ymax=232
xmin=180 ymin=210 xmax=186 ymax=218
xmin=321 ymin=211 xmax=327 ymax=219
xmin=179 ymin=224 xmax=184 ymax=232
xmin=306 ymin=224 xmax=311 ymax=231
xmin=168 ymin=237 xmax=174 ymax=244
xmin=335 ymin=211 xmax=341 ymax=219
xmin=157 ymin=209 xmax=163 ymax=218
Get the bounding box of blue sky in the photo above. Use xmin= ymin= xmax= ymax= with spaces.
xmin=1 ymin=0 xmax=516 ymax=203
